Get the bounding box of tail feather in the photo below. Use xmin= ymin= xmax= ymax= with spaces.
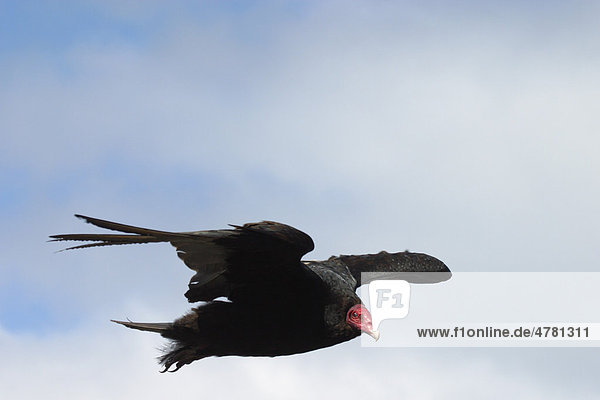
xmin=112 ymin=318 xmax=204 ymax=372
xmin=111 ymin=319 xmax=172 ymax=333
xmin=113 ymin=312 xmax=211 ymax=372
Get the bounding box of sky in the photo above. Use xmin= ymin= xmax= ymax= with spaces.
xmin=1 ymin=0 xmax=600 ymax=398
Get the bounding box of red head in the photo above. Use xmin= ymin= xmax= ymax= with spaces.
xmin=346 ymin=304 xmax=380 ymax=340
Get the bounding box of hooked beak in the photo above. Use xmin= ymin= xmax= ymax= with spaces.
xmin=366 ymin=329 xmax=380 ymax=341
xmin=360 ymin=308 xmax=380 ymax=341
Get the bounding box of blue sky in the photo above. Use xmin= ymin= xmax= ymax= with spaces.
xmin=2 ymin=1 xmax=600 ymax=398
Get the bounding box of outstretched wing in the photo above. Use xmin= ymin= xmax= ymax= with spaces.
xmin=50 ymin=215 xmax=325 ymax=304
xmin=331 ymin=250 xmax=451 ymax=289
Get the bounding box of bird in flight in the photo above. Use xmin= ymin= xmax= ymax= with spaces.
xmin=51 ymin=215 xmax=450 ymax=372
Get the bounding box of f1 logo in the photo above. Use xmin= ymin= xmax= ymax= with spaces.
xmin=368 ymin=280 xmax=411 ymax=330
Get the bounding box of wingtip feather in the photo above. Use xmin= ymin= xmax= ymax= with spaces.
xmin=74 ymin=213 xmax=89 ymax=221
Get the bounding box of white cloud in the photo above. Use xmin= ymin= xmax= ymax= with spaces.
xmin=2 ymin=323 xmax=596 ymax=399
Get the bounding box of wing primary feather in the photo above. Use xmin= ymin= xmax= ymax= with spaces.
xmin=74 ymin=214 xmax=175 ymax=237
xmin=52 ymin=241 xmax=150 ymax=252
xmin=49 ymin=234 xmax=162 ymax=242
xmin=49 ymin=233 xmax=165 ymax=251
xmin=334 ymin=251 xmax=451 ymax=287
xmin=52 ymin=216 xmax=321 ymax=305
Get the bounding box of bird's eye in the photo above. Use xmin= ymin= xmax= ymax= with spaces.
xmin=352 ymin=312 xmax=358 ymax=318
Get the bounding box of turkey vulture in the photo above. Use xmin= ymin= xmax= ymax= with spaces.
xmin=50 ymin=215 xmax=450 ymax=372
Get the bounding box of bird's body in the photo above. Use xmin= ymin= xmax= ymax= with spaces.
xmin=51 ymin=215 xmax=450 ymax=371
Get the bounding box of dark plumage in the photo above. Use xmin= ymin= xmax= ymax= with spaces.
xmin=50 ymin=215 xmax=451 ymax=372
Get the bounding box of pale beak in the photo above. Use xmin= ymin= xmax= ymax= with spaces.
xmin=366 ymin=329 xmax=380 ymax=341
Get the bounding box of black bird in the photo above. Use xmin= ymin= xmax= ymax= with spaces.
xmin=51 ymin=215 xmax=450 ymax=372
